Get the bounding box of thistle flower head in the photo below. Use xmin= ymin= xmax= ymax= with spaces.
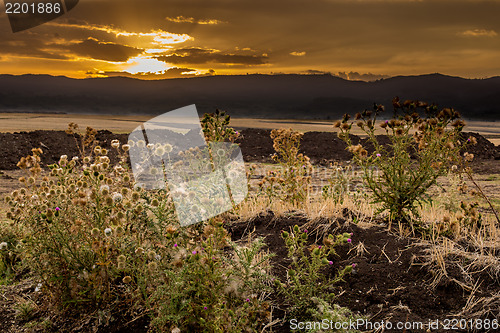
xmin=116 ymin=226 xmax=125 ymax=236
xmin=148 ymin=261 xmax=158 ymax=272
xmin=147 ymin=250 xmax=156 ymax=260
xmin=112 ymin=192 xmax=123 ymax=203
xmin=154 ymin=146 xmax=165 ymax=157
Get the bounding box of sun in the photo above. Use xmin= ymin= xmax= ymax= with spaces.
xmin=124 ymin=56 xmax=171 ymax=74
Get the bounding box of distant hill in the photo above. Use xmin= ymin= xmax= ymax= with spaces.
xmin=0 ymin=73 xmax=499 ymax=120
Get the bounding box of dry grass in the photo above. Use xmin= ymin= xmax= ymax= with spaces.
xmin=455 ymin=290 xmax=500 ymax=324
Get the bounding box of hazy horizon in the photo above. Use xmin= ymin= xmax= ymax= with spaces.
xmin=1 ymin=72 xmax=500 ymax=82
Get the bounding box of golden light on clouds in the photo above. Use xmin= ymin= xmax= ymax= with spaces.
xmin=165 ymin=16 xmax=226 ymax=25
xmin=124 ymin=56 xmax=172 ymax=74
xmin=47 ymin=22 xmax=192 ymax=48
xmin=1 ymin=0 xmax=499 ymax=79
xmin=459 ymin=29 xmax=498 ymax=37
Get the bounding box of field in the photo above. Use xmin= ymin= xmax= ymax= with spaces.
xmin=0 ymin=111 xmax=499 ymax=332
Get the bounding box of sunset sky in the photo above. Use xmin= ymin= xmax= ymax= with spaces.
xmin=1 ymin=0 xmax=499 ymax=80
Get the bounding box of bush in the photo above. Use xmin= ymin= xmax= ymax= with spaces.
xmin=150 ymin=230 xmax=275 ymax=332
xmin=275 ymin=225 xmax=354 ymax=320
xmin=258 ymin=128 xmax=312 ymax=205
xmin=6 ymin=121 xmax=278 ymax=331
xmin=9 ymin=143 xmax=152 ymax=308
xmin=335 ymin=98 xmax=468 ymax=225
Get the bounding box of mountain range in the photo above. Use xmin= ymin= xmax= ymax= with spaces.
xmin=0 ymin=73 xmax=499 ymax=120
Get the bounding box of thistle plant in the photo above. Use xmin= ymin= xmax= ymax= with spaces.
xmin=322 ymin=162 xmax=368 ymax=205
xmin=259 ymin=128 xmax=313 ymax=206
xmin=8 ymin=124 xmax=278 ymax=332
xmin=201 ymin=109 xmax=240 ymax=143
xmin=275 ymin=225 xmax=354 ymax=320
xmin=7 ymin=127 xmax=164 ymax=311
xmin=149 ymin=218 xmax=274 ymax=332
xmin=335 ymin=98 xmax=468 ymax=226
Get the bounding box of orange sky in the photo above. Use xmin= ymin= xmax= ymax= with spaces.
xmin=1 ymin=0 xmax=499 ymax=80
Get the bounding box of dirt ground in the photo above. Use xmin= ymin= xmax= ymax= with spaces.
xmin=0 ymin=128 xmax=498 ymax=171
xmin=228 ymin=212 xmax=499 ymax=333
xmin=2 ymin=211 xmax=497 ymax=333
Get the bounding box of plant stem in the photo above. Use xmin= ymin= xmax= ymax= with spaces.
xmin=464 ymin=168 xmax=500 ymax=226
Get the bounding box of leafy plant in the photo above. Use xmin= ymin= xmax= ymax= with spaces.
xmin=258 ymin=128 xmax=312 ymax=205
xmin=335 ymin=99 xmax=467 ymax=226
xmin=201 ymin=109 xmax=240 ymax=143
xmin=150 ymin=219 xmax=274 ymax=333
xmin=275 ymin=225 xmax=354 ymax=320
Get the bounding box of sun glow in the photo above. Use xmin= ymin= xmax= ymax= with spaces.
xmin=124 ymin=56 xmax=171 ymax=74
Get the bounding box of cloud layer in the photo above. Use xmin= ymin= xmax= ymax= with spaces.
xmin=0 ymin=0 xmax=499 ymax=79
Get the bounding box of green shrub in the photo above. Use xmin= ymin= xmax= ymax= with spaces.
xmin=335 ymin=99 xmax=467 ymax=225
xmin=150 ymin=227 xmax=275 ymax=332
xmin=275 ymin=225 xmax=354 ymax=320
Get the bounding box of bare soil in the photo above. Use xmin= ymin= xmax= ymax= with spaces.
xmin=228 ymin=212 xmax=500 ymax=332
xmin=0 ymin=129 xmax=498 ymax=173
xmin=2 ymin=211 xmax=497 ymax=332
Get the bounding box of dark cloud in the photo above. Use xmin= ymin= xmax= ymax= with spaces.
xmin=302 ymin=70 xmax=331 ymax=75
xmin=0 ymin=22 xmax=70 ymax=60
xmin=68 ymin=38 xmax=144 ymax=62
xmin=301 ymin=70 xmax=388 ymax=81
xmin=156 ymin=47 xmax=268 ymax=65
